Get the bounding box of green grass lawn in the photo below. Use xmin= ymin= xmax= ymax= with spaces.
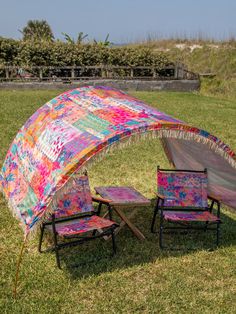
xmin=0 ymin=90 xmax=236 ymax=313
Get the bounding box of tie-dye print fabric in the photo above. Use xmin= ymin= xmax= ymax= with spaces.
xmin=94 ymin=186 xmax=150 ymax=206
xmin=54 ymin=175 xmax=93 ymax=219
xmin=163 ymin=210 xmax=220 ymax=222
xmin=158 ymin=170 xmax=208 ymax=208
xmin=1 ymin=85 xmax=236 ymax=233
xmin=46 ymin=215 xmax=115 ymax=236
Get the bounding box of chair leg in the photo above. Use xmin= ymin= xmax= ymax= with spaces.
xmin=159 ymin=211 xmax=164 ymax=249
xmin=97 ymin=202 xmax=102 ymax=216
xmin=38 ymin=224 xmax=45 ymax=253
xmin=216 ymin=222 xmax=220 ymax=247
xmin=92 ymin=229 xmax=97 ymax=236
xmin=151 ymin=199 xmax=159 ymax=233
xmin=111 ymin=229 xmax=116 ymax=255
xmin=108 ymin=204 xmax=113 ymax=220
xmin=51 ymin=225 xmax=61 ymax=269
xmin=151 ymin=208 xmax=158 ymax=233
xmin=51 ymin=214 xmax=61 ymax=269
xmin=53 ymin=234 xmax=61 ymax=269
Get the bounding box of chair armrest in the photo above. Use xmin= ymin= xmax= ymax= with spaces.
xmin=155 ymin=192 xmax=165 ymax=200
xmin=92 ymin=195 xmax=112 ymax=205
xmin=208 ymin=194 xmax=221 ymax=218
xmin=208 ymin=194 xmax=221 ymax=204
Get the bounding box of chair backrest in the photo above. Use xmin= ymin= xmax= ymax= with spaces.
xmin=157 ymin=167 xmax=208 ymax=208
xmin=54 ymin=174 xmax=93 ymax=218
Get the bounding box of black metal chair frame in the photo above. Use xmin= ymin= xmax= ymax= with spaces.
xmin=151 ymin=167 xmax=221 ymax=249
xmin=38 ymin=195 xmax=118 ymax=269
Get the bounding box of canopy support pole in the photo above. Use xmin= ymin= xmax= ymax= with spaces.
xmin=13 ymin=233 xmax=29 ymax=299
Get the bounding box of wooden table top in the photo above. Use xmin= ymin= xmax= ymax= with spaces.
xmin=94 ymin=186 xmax=151 ymax=206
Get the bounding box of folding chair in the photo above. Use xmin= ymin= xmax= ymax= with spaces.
xmin=38 ymin=172 xmax=118 ymax=268
xmin=151 ymin=167 xmax=221 ymax=248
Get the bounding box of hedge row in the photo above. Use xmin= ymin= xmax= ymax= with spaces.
xmin=0 ymin=38 xmax=170 ymax=69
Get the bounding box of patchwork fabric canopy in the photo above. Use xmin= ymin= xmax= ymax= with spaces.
xmin=1 ymin=85 xmax=236 ymax=234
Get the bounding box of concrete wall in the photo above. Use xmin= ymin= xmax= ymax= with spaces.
xmin=0 ymin=79 xmax=200 ymax=92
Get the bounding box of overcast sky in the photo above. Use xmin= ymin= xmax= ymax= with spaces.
xmin=0 ymin=0 xmax=236 ymax=42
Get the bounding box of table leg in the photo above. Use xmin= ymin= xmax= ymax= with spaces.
xmin=102 ymin=208 xmax=135 ymax=235
xmin=102 ymin=207 xmax=145 ymax=240
xmin=113 ymin=209 xmax=136 ymax=233
xmin=114 ymin=207 xmax=146 ymax=240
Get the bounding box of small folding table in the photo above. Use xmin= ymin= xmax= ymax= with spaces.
xmin=94 ymin=186 xmax=150 ymax=240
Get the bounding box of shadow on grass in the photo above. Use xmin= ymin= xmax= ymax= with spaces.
xmin=53 ymin=205 xmax=236 ymax=280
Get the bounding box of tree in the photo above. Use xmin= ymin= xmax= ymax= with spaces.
xmin=62 ymin=32 xmax=88 ymax=44
xmin=19 ymin=20 xmax=54 ymax=42
xmin=93 ymin=34 xmax=112 ymax=47
xmin=77 ymin=32 xmax=88 ymax=44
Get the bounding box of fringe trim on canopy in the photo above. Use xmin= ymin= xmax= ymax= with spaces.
xmin=0 ymin=181 xmax=55 ymax=238
xmin=4 ymin=127 xmax=236 ymax=236
xmin=72 ymin=128 xmax=236 ymax=171
xmin=0 ymin=194 xmax=29 ymax=240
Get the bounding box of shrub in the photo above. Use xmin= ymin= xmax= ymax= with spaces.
xmin=0 ymin=38 xmax=170 ymax=68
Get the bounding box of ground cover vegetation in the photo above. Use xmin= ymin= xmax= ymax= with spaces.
xmin=131 ymin=38 xmax=236 ymax=99
xmin=0 ymin=90 xmax=236 ymax=313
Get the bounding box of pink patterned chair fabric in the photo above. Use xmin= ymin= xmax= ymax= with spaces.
xmin=163 ymin=210 xmax=220 ymax=222
xmin=154 ymin=168 xmax=221 ymax=248
xmin=158 ymin=170 xmax=208 ymax=208
xmin=47 ymin=215 xmax=115 ymax=236
xmin=49 ymin=174 xmax=117 ymax=236
xmin=39 ymin=173 xmax=117 ymax=268
xmin=54 ymin=175 xmax=93 ymax=219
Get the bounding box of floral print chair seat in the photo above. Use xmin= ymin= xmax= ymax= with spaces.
xmin=51 ymin=215 xmax=117 ymax=237
xmin=151 ymin=167 xmax=221 ymax=248
xmin=38 ymin=173 xmax=118 ymax=268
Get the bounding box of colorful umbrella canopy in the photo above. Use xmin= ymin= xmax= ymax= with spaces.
xmin=1 ymin=85 xmax=236 ymax=234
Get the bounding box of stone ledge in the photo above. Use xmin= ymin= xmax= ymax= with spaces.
xmin=0 ymin=79 xmax=200 ymax=92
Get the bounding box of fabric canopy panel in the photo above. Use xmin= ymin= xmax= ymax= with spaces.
xmin=1 ymin=85 xmax=236 ymax=234
xmin=162 ymin=138 xmax=236 ymax=209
